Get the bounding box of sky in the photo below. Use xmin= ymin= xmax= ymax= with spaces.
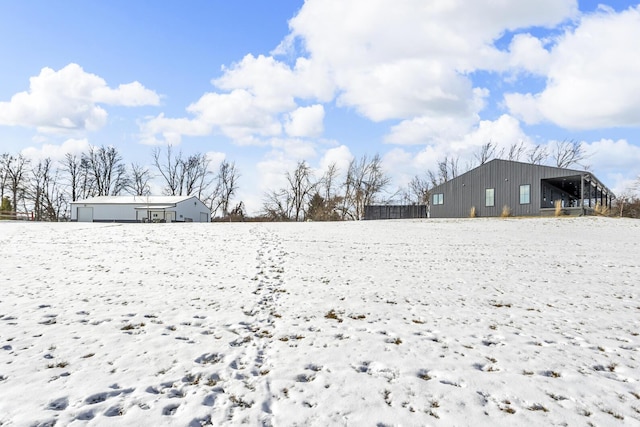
xmin=1 ymin=0 xmax=640 ymax=213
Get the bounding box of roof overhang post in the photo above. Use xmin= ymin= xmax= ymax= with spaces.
xmin=580 ymin=174 xmax=585 ymax=215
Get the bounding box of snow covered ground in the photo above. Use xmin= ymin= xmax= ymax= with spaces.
xmin=1 ymin=217 xmax=639 ymax=426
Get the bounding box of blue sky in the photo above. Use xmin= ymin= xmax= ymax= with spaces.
xmin=1 ymin=0 xmax=639 ymax=213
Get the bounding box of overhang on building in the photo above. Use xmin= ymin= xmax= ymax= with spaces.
xmin=70 ymin=195 xmax=211 ymax=223
xmin=429 ymin=159 xmax=615 ymax=218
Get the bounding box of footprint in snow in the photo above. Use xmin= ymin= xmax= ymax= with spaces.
xmin=85 ymin=392 xmax=107 ymax=404
xmin=76 ymin=409 xmax=95 ymax=420
xmin=163 ymin=403 xmax=180 ymax=416
xmin=104 ymin=405 xmax=125 ymax=417
xmin=47 ymin=397 xmax=69 ymax=410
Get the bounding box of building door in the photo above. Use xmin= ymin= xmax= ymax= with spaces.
xmin=200 ymin=212 xmax=209 ymax=222
xmin=165 ymin=212 xmax=175 ymax=222
xmin=77 ymin=207 xmax=93 ymax=222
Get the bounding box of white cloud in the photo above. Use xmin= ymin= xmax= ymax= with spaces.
xmin=507 ymin=33 xmax=552 ymax=75
xmin=386 ymin=116 xmax=472 ymax=146
xmin=381 ymin=115 xmax=532 ymax=194
xmin=205 ymin=151 xmax=227 ymax=172
xmin=318 ymin=144 xmax=353 ymax=175
xmin=583 ymin=138 xmax=640 ymax=172
xmin=93 ymin=81 xmax=161 ymax=107
xmin=384 ymin=88 xmax=488 ymax=145
xmin=215 ymin=55 xmax=334 ymax=106
xmin=256 ymin=151 xmax=299 ymax=195
xmin=387 ymin=113 xmax=529 ymax=161
xmin=141 ymin=88 xmax=285 ymax=145
xmin=20 ymin=138 xmax=91 ymax=162
xmin=143 ymin=1 xmax=578 ymax=146
xmin=506 ymin=5 xmax=640 ymax=129
xmin=285 ymin=105 xmax=325 ymax=137
xmin=139 ymin=114 xmax=213 ymax=145
xmin=0 ymin=64 xmax=160 ymax=133
xmin=503 ymin=93 xmax=544 ymax=125
xmin=144 ymin=54 xmax=336 ymax=145
xmin=286 ymin=0 xmax=576 ymax=123
xmin=335 ymin=59 xmax=477 ymax=122
xmin=453 ymin=114 xmax=531 ymax=154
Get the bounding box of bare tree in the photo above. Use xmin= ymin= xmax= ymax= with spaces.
xmin=474 ymin=141 xmax=503 ymax=165
xmin=152 ymin=146 xmax=211 ymax=197
xmin=407 ymin=174 xmax=431 ymax=205
xmin=183 ymin=153 xmax=211 ymax=197
xmin=261 ymin=161 xmax=317 ymax=221
xmin=319 ymin=162 xmax=339 ymax=202
xmin=153 ymin=146 xmax=183 ymax=196
xmin=553 ymin=139 xmax=587 ymax=169
xmin=428 ymin=156 xmax=459 ymax=188
xmin=61 ymin=153 xmax=82 ymax=202
xmin=0 ymin=153 xmax=9 ymax=202
xmin=527 ymin=144 xmax=549 ymax=165
xmin=261 ymin=188 xmax=293 ymax=221
xmin=341 ymin=154 xmax=390 ymax=220
xmin=29 ymin=159 xmax=48 ymax=221
xmin=506 ymin=141 xmax=526 ymax=161
xmin=79 ymin=156 xmax=96 ymax=199
xmin=29 ymin=158 xmax=65 ymax=221
xmin=209 ymin=160 xmax=240 ymax=217
xmin=448 ymin=156 xmax=460 ymax=179
xmin=4 ymin=154 xmax=29 ymax=216
xmin=61 ymin=152 xmax=96 ymax=201
xmin=82 ymin=145 xmax=127 ymax=196
xmin=126 ymin=163 xmax=153 ymax=196
xmin=307 ymin=162 xmax=342 ymax=221
xmin=287 ymin=160 xmax=316 ymax=221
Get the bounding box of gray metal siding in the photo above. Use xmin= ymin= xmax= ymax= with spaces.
xmin=430 ymin=160 xmax=585 ymax=218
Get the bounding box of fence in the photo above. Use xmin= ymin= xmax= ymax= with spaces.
xmin=0 ymin=211 xmax=33 ymax=221
xmin=364 ymin=205 xmax=427 ymax=220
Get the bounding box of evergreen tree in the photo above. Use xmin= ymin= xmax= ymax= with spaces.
xmin=0 ymin=196 xmax=11 ymax=218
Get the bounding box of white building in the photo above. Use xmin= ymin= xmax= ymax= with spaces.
xmin=70 ymin=196 xmax=211 ymax=223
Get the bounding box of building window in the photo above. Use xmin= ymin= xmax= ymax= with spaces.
xmin=485 ymin=188 xmax=495 ymax=207
xmin=520 ymin=184 xmax=531 ymax=204
xmin=433 ymin=193 xmax=444 ymax=205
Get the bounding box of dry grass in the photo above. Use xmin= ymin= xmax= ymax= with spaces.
xmin=528 ymin=404 xmax=549 ymax=412
xmin=602 ymin=408 xmax=624 ymax=420
xmin=324 ymin=309 xmax=343 ymax=323
xmin=418 ymin=370 xmax=432 ymax=381
xmin=469 ymin=206 xmax=476 ymax=218
xmin=595 ymin=202 xmax=610 ymax=216
xmin=554 ymin=200 xmax=563 ymax=216
xmin=501 ymin=205 xmax=511 ymax=217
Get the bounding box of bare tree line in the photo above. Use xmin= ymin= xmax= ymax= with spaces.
xmin=262 ymin=154 xmax=392 ymax=221
xmin=2 ymin=138 xmax=631 ymax=221
xmin=0 ymin=145 xmax=240 ymax=221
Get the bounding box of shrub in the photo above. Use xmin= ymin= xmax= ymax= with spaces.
xmin=469 ymin=206 xmax=476 ymax=218
xmin=501 ymin=205 xmax=511 ymax=217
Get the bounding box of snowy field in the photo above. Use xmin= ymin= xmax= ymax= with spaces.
xmin=1 ymin=217 xmax=639 ymax=426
